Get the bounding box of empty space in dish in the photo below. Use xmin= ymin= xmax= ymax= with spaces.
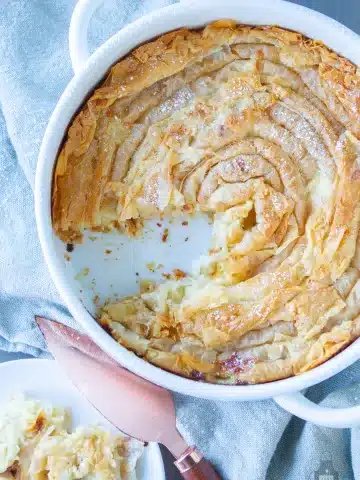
xmin=58 ymin=213 xmax=212 ymax=316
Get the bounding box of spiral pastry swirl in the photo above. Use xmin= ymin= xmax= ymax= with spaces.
xmin=53 ymin=21 xmax=360 ymax=384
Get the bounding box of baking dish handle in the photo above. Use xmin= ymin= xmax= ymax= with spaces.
xmin=69 ymin=0 xmax=106 ymax=74
xmin=274 ymin=392 xmax=360 ymax=428
xmin=69 ymin=0 xmax=204 ymax=74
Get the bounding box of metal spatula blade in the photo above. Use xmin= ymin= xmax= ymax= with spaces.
xmin=36 ymin=317 xmax=221 ymax=479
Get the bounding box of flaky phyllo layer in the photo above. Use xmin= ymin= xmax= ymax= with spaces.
xmin=0 ymin=395 xmax=143 ymax=479
xmin=53 ymin=21 xmax=360 ymax=384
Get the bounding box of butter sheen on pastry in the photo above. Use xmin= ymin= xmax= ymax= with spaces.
xmin=52 ymin=20 xmax=360 ymax=384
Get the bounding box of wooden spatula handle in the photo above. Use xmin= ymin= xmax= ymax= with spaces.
xmin=174 ymin=447 xmax=222 ymax=479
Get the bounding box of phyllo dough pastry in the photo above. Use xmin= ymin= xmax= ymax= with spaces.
xmin=0 ymin=394 xmax=143 ymax=479
xmin=53 ymin=20 xmax=360 ymax=384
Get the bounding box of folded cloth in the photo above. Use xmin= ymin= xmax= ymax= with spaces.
xmin=0 ymin=1 xmax=358 ymax=479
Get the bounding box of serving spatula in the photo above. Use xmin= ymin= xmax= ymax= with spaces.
xmin=36 ymin=317 xmax=221 ymax=479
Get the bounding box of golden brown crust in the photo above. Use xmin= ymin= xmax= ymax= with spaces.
xmin=53 ymin=20 xmax=360 ymax=385
xmin=52 ymin=21 xmax=360 ymax=241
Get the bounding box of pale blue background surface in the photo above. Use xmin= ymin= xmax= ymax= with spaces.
xmin=1 ymin=1 xmax=360 ymax=479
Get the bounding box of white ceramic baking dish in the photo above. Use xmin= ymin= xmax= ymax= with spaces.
xmin=35 ymin=0 xmax=360 ymax=427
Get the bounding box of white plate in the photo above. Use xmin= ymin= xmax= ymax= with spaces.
xmin=0 ymin=359 xmax=165 ymax=480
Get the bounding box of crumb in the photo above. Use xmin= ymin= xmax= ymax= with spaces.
xmin=88 ymin=236 xmax=97 ymax=241
xmin=162 ymin=269 xmax=187 ymax=280
xmin=182 ymin=221 xmax=188 ymax=226
xmin=64 ymin=253 xmax=71 ymax=261
xmin=136 ymin=272 xmax=139 ymax=276
xmin=75 ymin=268 xmax=89 ymax=280
xmin=105 ymin=249 xmax=112 ymax=254
xmin=80 ymin=289 xmax=82 ymax=293
xmin=157 ymin=264 xmax=164 ymax=270
xmin=182 ymin=204 xmax=191 ymax=212
xmin=146 ymin=262 xmax=156 ymax=273
xmin=156 ymin=222 xmax=162 ymax=227
xmin=185 ymin=237 xmax=189 ymax=242
xmin=93 ymin=295 xmax=100 ymax=305
xmin=66 ymin=243 xmax=74 ymax=252
xmin=140 ymin=280 xmax=156 ymax=293
xmin=173 ymin=268 xmax=187 ymax=280
xmin=162 ymin=228 xmax=169 ymax=243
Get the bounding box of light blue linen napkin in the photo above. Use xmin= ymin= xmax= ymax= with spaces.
xmin=0 ymin=1 xmax=359 ymax=478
